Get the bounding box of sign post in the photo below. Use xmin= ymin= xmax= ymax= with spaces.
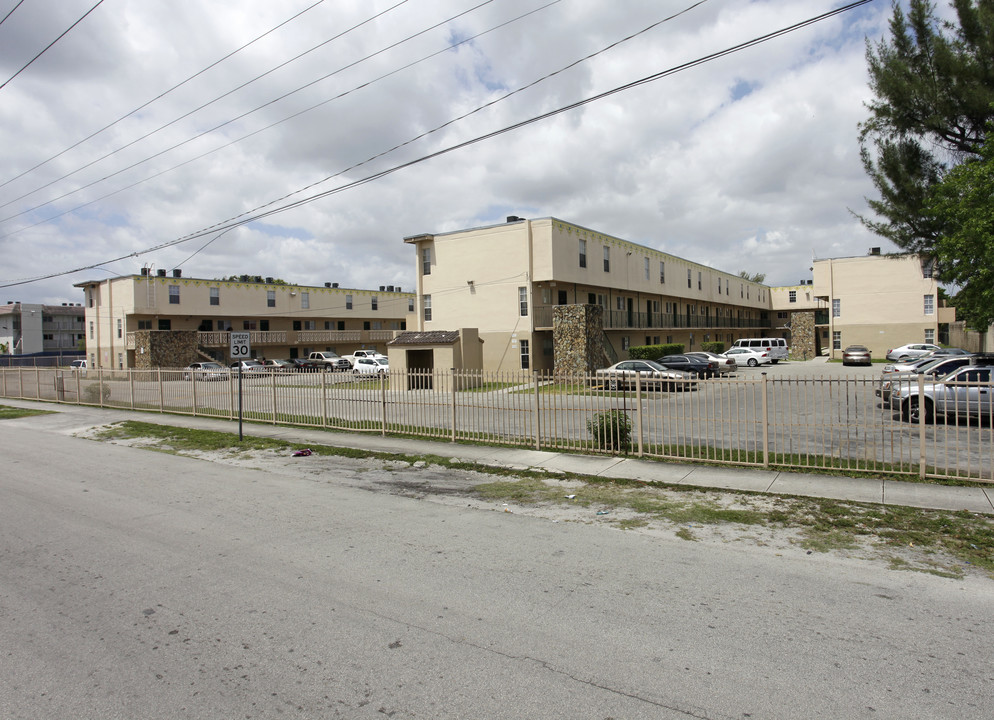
xmin=230 ymin=332 xmax=251 ymax=440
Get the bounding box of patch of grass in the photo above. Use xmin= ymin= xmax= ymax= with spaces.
xmin=675 ymin=527 xmax=698 ymax=541
xmin=0 ymin=404 xmax=55 ymax=420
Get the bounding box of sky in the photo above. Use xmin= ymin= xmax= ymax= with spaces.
xmin=0 ymin=0 xmax=911 ymax=305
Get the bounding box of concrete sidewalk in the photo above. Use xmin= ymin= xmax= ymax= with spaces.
xmin=5 ymin=398 xmax=993 ymax=514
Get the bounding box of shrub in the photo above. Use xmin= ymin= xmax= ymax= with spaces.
xmin=628 ymin=343 xmax=684 ymax=360
xmin=586 ymin=409 xmax=632 ymax=453
xmin=83 ymin=383 xmax=111 ymax=404
xmin=701 ymin=341 xmax=726 ymax=353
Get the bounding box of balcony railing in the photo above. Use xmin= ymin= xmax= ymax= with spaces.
xmin=125 ymin=329 xmax=396 ymax=350
xmin=533 ymin=305 xmax=769 ymax=331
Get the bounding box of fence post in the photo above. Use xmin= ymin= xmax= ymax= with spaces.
xmin=635 ymin=372 xmax=644 ymax=457
xmin=75 ymin=367 xmax=80 ymax=404
xmin=381 ymin=370 xmax=388 ymax=437
xmin=157 ymin=369 xmax=163 ymax=412
xmin=450 ymin=369 xmax=457 ymax=443
xmin=917 ymin=373 xmax=927 ymax=480
xmin=321 ymin=368 xmax=328 ymax=428
xmin=99 ymin=369 xmax=105 ymax=408
xmin=533 ymin=371 xmax=541 ymax=450
xmin=129 ymin=369 xmax=136 ymax=410
xmin=761 ymin=372 xmax=769 ymax=469
xmin=270 ymin=371 xmax=277 ymax=425
xmin=35 ymin=366 xmax=41 ymax=400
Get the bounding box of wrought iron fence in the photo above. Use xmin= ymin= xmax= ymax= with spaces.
xmin=2 ymin=366 xmax=991 ymax=483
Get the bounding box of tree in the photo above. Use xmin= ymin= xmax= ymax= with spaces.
xmin=737 ymin=271 xmax=766 ymax=283
xmin=858 ymin=0 xmax=994 ymax=251
xmin=926 ymin=130 xmax=994 ymax=329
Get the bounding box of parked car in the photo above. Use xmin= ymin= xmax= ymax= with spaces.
xmin=69 ymin=359 xmax=88 ymax=377
xmin=352 ymin=356 xmax=388 ymax=376
xmin=885 ymin=343 xmax=941 ymax=361
xmin=891 ymin=364 xmax=994 ymax=423
xmin=262 ymin=358 xmax=293 ymax=373
xmin=881 ymin=355 xmax=936 ymax=376
xmin=927 ymin=347 xmax=970 ymax=357
xmin=687 ymin=351 xmax=736 ymax=374
xmin=724 ymin=347 xmax=771 ymax=367
xmin=876 ymin=355 xmax=976 ymax=404
xmin=344 ymin=349 xmax=387 ymax=367
xmin=731 ymin=337 xmax=788 ymax=364
xmin=841 ymin=345 xmax=871 ymax=366
xmin=230 ymin=360 xmax=267 ymax=377
xmin=595 ymin=360 xmax=694 ymax=391
xmin=183 ymin=361 xmax=228 ymax=381
xmin=286 ymin=358 xmax=320 ymax=372
xmin=655 ymin=354 xmax=716 ymax=378
xmin=307 ymin=351 xmax=351 ymax=371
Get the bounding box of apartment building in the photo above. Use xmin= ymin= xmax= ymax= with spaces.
xmin=811 ymin=251 xmax=955 ymax=360
xmin=73 ymin=271 xmax=414 ymax=369
xmin=0 ymin=301 xmax=85 ymax=356
xmin=404 ymin=216 xmax=772 ymax=372
xmin=768 ymin=281 xmax=828 ymax=360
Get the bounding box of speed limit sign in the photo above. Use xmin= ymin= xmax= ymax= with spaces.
xmin=230 ymin=331 xmax=251 ymax=359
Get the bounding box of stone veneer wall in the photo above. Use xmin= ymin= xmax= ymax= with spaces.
xmin=789 ymin=311 xmax=816 ymax=360
xmin=133 ymin=330 xmax=200 ymax=369
xmin=553 ymin=304 xmax=610 ymax=375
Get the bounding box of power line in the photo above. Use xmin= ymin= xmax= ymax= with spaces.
xmin=0 ymin=0 xmax=106 ymax=92
xmin=0 ymin=0 xmax=27 ymax=28
xmin=0 ymin=0 xmax=874 ymax=289
xmin=0 ymin=0 xmax=328 ymax=191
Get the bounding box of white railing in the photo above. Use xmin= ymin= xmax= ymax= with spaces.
xmin=2 ymin=367 xmax=991 ymax=483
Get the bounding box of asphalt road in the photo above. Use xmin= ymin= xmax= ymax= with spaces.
xmin=2 ymin=421 xmax=993 ymax=719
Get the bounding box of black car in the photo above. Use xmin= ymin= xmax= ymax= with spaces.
xmin=656 ymin=354 xmax=716 ymax=378
xmin=286 ymin=358 xmax=320 ymax=372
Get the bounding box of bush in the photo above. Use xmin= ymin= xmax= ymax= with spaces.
xmin=701 ymin=341 xmax=726 ymax=353
xmin=586 ymin=410 xmax=632 ymax=453
xmin=82 ymin=383 xmax=111 ymax=404
xmin=628 ymin=343 xmax=684 ymax=360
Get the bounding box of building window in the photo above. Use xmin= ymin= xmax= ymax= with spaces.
xmin=118 ymin=353 xmax=123 ymax=370
xmin=924 ymin=294 xmax=934 ymax=315
xmin=520 ymin=339 xmax=530 ymax=369
xmin=832 ymin=299 xmax=841 ymax=318
xmin=644 ymin=257 xmax=650 ymax=281
xmin=423 ymin=295 xmax=432 ymax=321
xmin=922 ymin=260 xmax=933 ymax=278
xmin=789 ymin=290 xmax=797 ymax=303
xmin=579 ymin=238 xmax=586 ymax=268
xmin=210 ymin=287 xmax=219 ymax=306
xmin=603 ymin=246 xmax=610 ymax=272
xmin=777 ymin=311 xmax=789 ymax=320
xmin=267 ymin=290 xmax=276 ymax=308
xmin=117 ymin=319 xmax=122 ymax=338
xmin=371 ymin=296 xmax=378 ymax=311
xmin=740 ymin=284 xmax=744 ymax=298
xmin=169 ymin=285 xmax=180 ymax=304
xmin=688 ymin=269 xmax=692 ymax=288
xmin=408 ymin=297 xmax=414 ymax=312
xmin=138 ymin=320 xmax=152 ymax=330
xmin=925 ymin=328 xmax=935 ymax=343
xmin=698 ymin=271 xmax=702 ymax=290
xmin=616 ymin=296 xmax=624 ymax=311
xmin=659 ymin=260 xmax=665 ymax=283
xmin=422 ymin=247 xmax=431 ymax=275
xmin=363 ymin=321 xmax=370 ymax=330
xmin=543 ymin=337 xmax=554 ymax=356
xmin=243 ymin=321 xmax=257 ymax=330
xmin=519 ymin=287 xmax=528 ymax=316
xmin=621 ymin=336 xmax=630 ymax=351
xmin=337 ymin=321 xmax=346 ymax=331
xmin=303 ymin=320 xmax=315 ymax=330
xmin=346 ymin=294 xmax=353 ymax=310
xmin=833 ymin=331 xmax=841 ymax=350
xmin=718 ymin=279 xmax=722 ymax=295
xmin=301 ymin=292 xmax=309 ymax=309
xmin=89 ymin=321 xmax=94 ymax=339
xmin=158 ymin=319 xmax=171 ymax=330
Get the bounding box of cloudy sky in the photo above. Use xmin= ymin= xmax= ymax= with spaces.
xmin=0 ymin=0 xmax=907 ymax=305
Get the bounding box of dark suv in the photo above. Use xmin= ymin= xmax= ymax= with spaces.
xmin=656 ymin=354 xmax=716 ymax=378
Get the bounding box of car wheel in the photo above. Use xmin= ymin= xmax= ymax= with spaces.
xmin=747 ymin=358 xmax=758 ymax=367
xmin=903 ymin=397 xmax=934 ymax=424
xmin=353 ymin=368 xmax=361 ymax=376
xmin=770 ymin=359 xmax=779 ymax=364
xmin=608 ymin=378 xmax=619 ymax=391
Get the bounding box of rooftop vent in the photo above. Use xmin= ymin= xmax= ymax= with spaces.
xmin=157 ymin=269 xmax=167 ymax=277
xmin=395 ymin=286 xmax=401 ymax=292
xmin=266 ymin=276 xmax=273 ymax=284
xmin=172 ymin=269 xmax=182 ymax=278
xmin=140 ymin=268 xmax=149 ymax=276
xmin=869 ymin=247 xmax=881 ymax=255
xmin=506 ymin=215 xmax=523 ymax=223
xmin=332 ymin=282 xmax=339 ymax=288
xmin=387 ymin=285 xmax=394 ymax=292
xmin=379 ymin=285 xmax=386 ymax=292
xmin=325 ymin=282 xmax=331 ymax=288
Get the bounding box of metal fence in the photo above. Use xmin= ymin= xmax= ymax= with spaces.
xmin=2 ymin=366 xmax=991 ymax=483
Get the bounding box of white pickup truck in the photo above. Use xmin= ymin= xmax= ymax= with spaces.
xmin=343 ymin=349 xmax=387 ymax=367
xmin=307 ymin=351 xmax=351 ymax=371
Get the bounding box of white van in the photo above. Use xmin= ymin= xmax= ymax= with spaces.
xmin=731 ymin=338 xmax=788 ymax=364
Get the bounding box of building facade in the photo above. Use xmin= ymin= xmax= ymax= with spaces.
xmin=768 ymin=281 xmax=828 ymax=360
xmin=74 ymin=272 xmax=414 ymax=369
xmin=405 ymin=216 xmax=773 ymax=372
xmin=811 ymin=251 xmax=955 ymax=360
xmin=0 ymin=302 xmax=85 ymax=356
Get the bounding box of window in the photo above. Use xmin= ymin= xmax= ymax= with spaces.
xmin=158 ymin=319 xmax=171 ymax=330
xmin=422 ymin=247 xmax=431 ymax=275
xmin=603 ymin=246 xmax=610 ymax=272
xmin=301 ymin=292 xmax=309 ymax=309
xmin=210 ymin=287 xmax=219 ymax=306
xmin=922 ymin=260 xmax=933 ymax=278
xmin=659 ymin=260 xmax=665 ymax=283
xmin=89 ymin=321 xmax=94 ymax=339
xmin=519 ymin=287 xmax=528 ymax=316
xmin=520 ymin=339 xmax=530 ymax=369
xmin=117 ymin=319 xmax=122 ymax=339
xmin=346 ymin=294 xmax=353 ymax=310
xmin=832 ymin=298 xmax=841 ymax=318
xmin=698 ymin=271 xmax=702 ymax=290
xmin=726 ymin=279 xmax=729 ymax=295
xmin=543 ymin=337 xmax=553 ymax=356
xmin=924 ymin=294 xmax=934 ymax=315
xmin=138 ymin=320 xmax=152 ymax=330
xmin=303 ymin=320 xmax=315 ymax=330
xmin=243 ymin=320 xmax=257 ymax=330
xmin=338 ymin=321 xmax=345 ymax=330
xmin=267 ymin=290 xmax=276 ymax=308
xmin=777 ymin=311 xmax=789 ymax=320
xmin=293 ymin=320 xmax=301 ymax=331
xmin=788 ymin=290 xmax=797 ymax=303
xmin=423 ymin=294 xmax=432 ymax=321
xmin=740 ymin=284 xmax=744 ymax=298
xmin=371 ymin=296 xmax=378 ymax=311
xmin=363 ymin=321 xmax=371 ymax=330
xmin=408 ymin=297 xmax=414 ymax=312
xmin=688 ymin=269 xmax=692 ymax=288
xmin=833 ymin=331 xmax=841 ymax=350
xmin=118 ymin=353 xmax=123 ymax=370
xmin=925 ymin=328 xmax=935 ymax=344
xmin=579 ymin=238 xmax=586 ymax=268
xmin=718 ymin=279 xmax=722 ymax=295
xmin=616 ymin=296 xmax=624 ymax=311
xmin=621 ymin=336 xmax=630 ymax=351
xmin=169 ymin=285 xmax=180 ymax=304
xmin=88 ymin=292 xmax=94 ymax=308
xmin=644 ymin=257 xmax=650 ymax=281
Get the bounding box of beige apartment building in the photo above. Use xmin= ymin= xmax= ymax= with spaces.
xmin=0 ymin=302 xmax=85 ymax=357
xmin=74 ymin=271 xmax=413 ymax=369
xmin=768 ymin=281 xmax=828 ymax=360
xmin=404 ymin=216 xmax=772 ymax=372
xmin=811 ymin=251 xmax=955 ymax=360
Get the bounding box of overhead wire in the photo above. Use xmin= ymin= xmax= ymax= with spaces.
xmin=0 ymin=0 xmax=874 ymax=289
xmin=0 ymin=0 xmax=329 ymax=191
xmin=0 ymin=0 xmax=26 ymax=28
xmin=0 ymin=0 xmax=560 ymax=239
xmin=0 ymin=0 xmax=106 ymax=92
